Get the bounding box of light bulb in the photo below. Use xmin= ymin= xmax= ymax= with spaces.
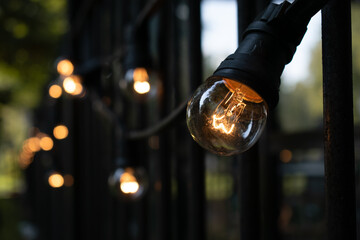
xmin=63 ymin=75 xmax=83 ymax=96
xmin=53 ymin=125 xmax=69 ymax=140
xmin=49 ymin=84 xmax=62 ymax=99
xmin=108 ymin=167 xmax=147 ymax=200
xmin=57 ymin=59 xmax=74 ymax=76
xmin=186 ymin=76 xmax=268 ymax=156
xmin=39 ymin=136 xmax=54 ymax=151
xmin=48 ymin=172 xmax=64 ymax=188
xmin=132 ymin=67 xmax=151 ymax=94
xmin=120 ymin=172 xmax=140 ymax=194
xmin=120 ymin=67 xmax=160 ymax=100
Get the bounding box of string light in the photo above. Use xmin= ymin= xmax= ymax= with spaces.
xmin=39 ymin=136 xmax=54 ymax=151
xmin=53 ymin=125 xmax=69 ymax=140
xmin=49 ymin=84 xmax=63 ymax=99
xmin=108 ymin=167 xmax=148 ymax=200
xmin=132 ymin=68 xmax=151 ymax=94
xmin=48 ymin=172 xmax=64 ymax=188
xmin=57 ymin=59 xmax=74 ymax=76
xmin=26 ymin=137 xmax=41 ymax=152
xmin=63 ymin=75 xmax=83 ymax=96
xmin=186 ymin=1 xmax=327 ymax=156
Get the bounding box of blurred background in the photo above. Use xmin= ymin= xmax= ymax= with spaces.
xmin=0 ymin=0 xmax=359 ymax=239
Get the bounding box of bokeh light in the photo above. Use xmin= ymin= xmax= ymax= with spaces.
xmin=49 ymin=84 xmax=62 ymax=99
xmin=26 ymin=137 xmax=41 ymax=152
xmin=57 ymin=59 xmax=74 ymax=76
xmin=120 ymin=172 xmax=140 ymax=194
xmin=133 ymin=81 xmax=150 ymax=94
xmin=63 ymin=75 xmax=83 ymax=95
xmin=48 ymin=173 xmax=64 ymax=188
xmin=39 ymin=136 xmax=54 ymax=151
xmin=53 ymin=125 xmax=69 ymax=140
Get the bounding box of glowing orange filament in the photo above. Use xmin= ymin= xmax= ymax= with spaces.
xmin=212 ymin=115 xmax=235 ymax=134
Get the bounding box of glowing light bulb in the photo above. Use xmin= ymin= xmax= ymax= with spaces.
xmin=186 ymin=76 xmax=268 ymax=156
xmin=48 ymin=172 xmax=64 ymax=188
xmin=57 ymin=59 xmax=74 ymax=76
xmin=132 ymin=68 xmax=151 ymax=94
xmin=108 ymin=167 xmax=147 ymax=200
xmin=39 ymin=136 xmax=54 ymax=151
xmin=26 ymin=137 xmax=41 ymax=152
xmin=63 ymin=76 xmax=83 ymax=95
xmin=133 ymin=81 xmax=151 ymax=94
xmin=120 ymin=67 xmax=161 ymax=100
xmin=49 ymin=84 xmax=62 ymax=99
xmin=120 ymin=172 xmax=140 ymax=194
xmin=53 ymin=125 xmax=69 ymax=140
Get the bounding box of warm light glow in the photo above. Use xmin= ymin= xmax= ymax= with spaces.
xmin=18 ymin=150 xmax=34 ymax=169
xmin=120 ymin=172 xmax=139 ymax=194
xmin=63 ymin=77 xmax=77 ymax=93
xmin=39 ymin=136 xmax=54 ymax=151
xmin=53 ymin=125 xmax=69 ymax=140
xmin=212 ymin=88 xmax=246 ymax=134
xmin=57 ymin=59 xmax=74 ymax=76
xmin=186 ymin=77 xmax=268 ymax=156
xmin=64 ymin=174 xmax=74 ymax=187
xmin=49 ymin=84 xmax=62 ymax=99
xmin=280 ymin=149 xmax=292 ymax=163
xmin=133 ymin=81 xmax=150 ymax=94
xmin=48 ymin=173 xmax=64 ymax=188
xmin=27 ymin=137 xmax=41 ymax=152
xmin=73 ymin=82 xmax=83 ymax=95
xmin=63 ymin=76 xmax=83 ymax=95
xmin=132 ymin=68 xmax=150 ymax=94
xmin=212 ymin=115 xmax=235 ymax=134
xmin=133 ymin=68 xmax=149 ymax=82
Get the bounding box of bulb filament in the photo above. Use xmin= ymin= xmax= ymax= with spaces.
xmin=120 ymin=172 xmax=140 ymax=194
xmin=212 ymin=89 xmax=246 ymax=134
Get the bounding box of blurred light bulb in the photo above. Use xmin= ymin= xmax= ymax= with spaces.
xmin=39 ymin=136 xmax=54 ymax=151
xmin=48 ymin=172 xmax=64 ymax=188
xmin=132 ymin=68 xmax=151 ymax=94
xmin=120 ymin=67 xmax=160 ymax=100
xmin=108 ymin=167 xmax=147 ymax=200
xmin=49 ymin=84 xmax=62 ymax=99
xmin=63 ymin=75 xmax=83 ymax=95
xmin=26 ymin=137 xmax=41 ymax=152
xmin=186 ymin=76 xmax=268 ymax=156
xmin=120 ymin=172 xmax=140 ymax=194
xmin=57 ymin=59 xmax=74 ymax=76
xmin=133 ymin=81 xmax=151 ymax=94
xmin=53 ymin=125 xmax=69 ymax=140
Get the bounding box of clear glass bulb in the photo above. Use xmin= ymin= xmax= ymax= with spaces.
xmin=186 ymin=76 xmax=268 ymax=156
xmin=119 ymin=67 xmax=161 ymax=101
xmin=108 ymin=167 xmax=147 ymax=200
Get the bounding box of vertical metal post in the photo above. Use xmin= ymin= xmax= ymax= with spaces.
xmin=322 ymin=0 xmax=357 ymax=239
xmin=187 ymin=1 xmax=205 ymax=240
xmin=236 ymin=1 xmax=270 ymax=239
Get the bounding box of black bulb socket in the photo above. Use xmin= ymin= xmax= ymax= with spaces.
xmin=212 ymin=1 xmax=309 ymax=110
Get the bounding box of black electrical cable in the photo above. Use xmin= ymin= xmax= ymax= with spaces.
xmin=126 ymin=100 xmax=188 ymax=140
xmin=285 ymin=0 xmax=329 ymax=24
xmin=90 ymin=90 xmax=189 ymax=141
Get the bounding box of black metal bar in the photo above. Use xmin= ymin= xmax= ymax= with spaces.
xmin=187 ymin=1 xmax=205 ymax=240
xmin=158 ymin=1 xmax=174 ymax=239
xmin=321 ymin=1 xmax=357 ymax=239
xmin=236 ymin=1 xmax=264 ymax=239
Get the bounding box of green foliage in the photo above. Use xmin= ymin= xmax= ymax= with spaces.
xmin=0 ymin=0 xmax=67 ymax=107
xmin=351 ymin=3 xmax=360 ymax=123
xmin=0 ymin=0 xmax=67 ymax=196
